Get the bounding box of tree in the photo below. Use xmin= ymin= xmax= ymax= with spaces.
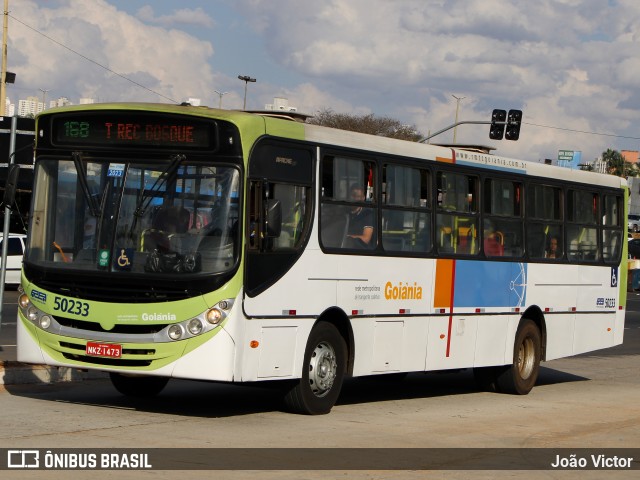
xmin=307 ymin=108 xmax=422 ymax=141
xmin=602 ymin=148 xmax=636 ymax=177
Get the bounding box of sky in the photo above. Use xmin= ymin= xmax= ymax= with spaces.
xmin=5 ymin=0 xmax=640 ymax=164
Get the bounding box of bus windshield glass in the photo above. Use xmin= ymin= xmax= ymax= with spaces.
xmin=26 ymin=157 xmax=240 ymax=277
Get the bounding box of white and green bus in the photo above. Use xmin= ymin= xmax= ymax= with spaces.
xmin=16 ymin=103 xmax=627 ymax=414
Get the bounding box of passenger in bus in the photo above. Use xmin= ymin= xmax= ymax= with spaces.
xmin=546 ymin=236 xmax=560 ymax=259
xmin=345 ymin=184 xmax=374 ymax=248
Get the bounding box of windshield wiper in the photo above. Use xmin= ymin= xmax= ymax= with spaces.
xmin=133 ymin=154 xmax=186 ymax=218
xmin=72 ymin=152 xmax=100 ymax=217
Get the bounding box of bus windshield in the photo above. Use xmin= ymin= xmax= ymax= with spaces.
xmin=26 ymin=157 xmax=241 ymax=277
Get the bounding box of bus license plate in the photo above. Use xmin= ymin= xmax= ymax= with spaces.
xmin=86 ymin=342 xmax=122 ymax=358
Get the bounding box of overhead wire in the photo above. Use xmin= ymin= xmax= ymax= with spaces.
xmin=8 ymin=13 xmax=178 ymax=104
xmin=524 ymin=121 xmax=640 ymax=141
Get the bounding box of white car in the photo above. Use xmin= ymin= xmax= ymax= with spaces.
xmin=0 ymin=233 xmax=26 ymax=287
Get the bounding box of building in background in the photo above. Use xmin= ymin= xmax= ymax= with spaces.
xmin=4 ymin=97 xmax=15 ymax=116
xmin=628 ymin=177 xmax=640 ymax=215
xmin=590 ymin=157 xmax=608 ymax=174
xmin=17 ymin=96 xmax=44 ymax=117
xmin=264 ymin=97 xmax=297 ymax=112
xmin=49 ymin=96 xmax=72 ymax=108
xmin=622 ymin=150 xmax=639 ymax=164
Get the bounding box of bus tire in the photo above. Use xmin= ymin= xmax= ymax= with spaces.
xmin=495 ymin=319 xmax=541 ymax=395
xmin=283 ymin=322 xmax=347 ymax=415
xmin=109 ymin=373 xmax=169 ymax=397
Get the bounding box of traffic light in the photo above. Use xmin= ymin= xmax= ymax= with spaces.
xmin=489 ymin=109 xmax=506 ymax=140
xmin=505 ymin=109 xmax=522 ymax=141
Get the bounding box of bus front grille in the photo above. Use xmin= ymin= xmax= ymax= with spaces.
xmin=55 ymin=316 xmax=169 ymax=334
xmin=61 ymin=353 xmax=153 ymax=367
xmin=59 ymin=341 xmax=156 ymax=367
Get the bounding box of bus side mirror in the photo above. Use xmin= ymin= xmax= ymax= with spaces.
xmin=2 ymin=164 xmax=20 ymax=208
xmin=265 ymin=199 xmax=282 ymax=238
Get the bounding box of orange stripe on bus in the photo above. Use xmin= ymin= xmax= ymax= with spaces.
xmin=435 ymin=155 xmax=454 ymax=164
xmin=434 ymin=259 xmax=455 ymax=308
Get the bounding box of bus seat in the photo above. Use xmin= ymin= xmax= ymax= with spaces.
xmin=484 ymin=233 xmax=504 ymax=256
xmin=321 ymin=208 xmax=350 ymax=248
xmin=568 ymin=239 xmax=580 ymax=260
xmin=456 ymin=224 xmax=476 ymax=254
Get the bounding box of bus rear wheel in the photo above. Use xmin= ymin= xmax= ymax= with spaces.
xmin=495 ymin=319 xmax=541 ymax=395
xmin=109 ymin=373 xmax=169 ymax=397
xmin=284 ymin=322 xmax=347 ymax=415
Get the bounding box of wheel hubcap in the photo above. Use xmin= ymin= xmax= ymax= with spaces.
xmin=308 ymin=341 xmax=337 ymax=397
xmin=517 ymin=337 xmax=535 ymax=379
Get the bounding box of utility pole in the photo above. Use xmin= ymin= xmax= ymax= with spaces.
xmin=39 ymin=88 xmax=49 ymax=112
xmin=1 ymin=0 xmax=8 ymax=116
xmin=451 ymin=95 xmax=465 ymax=144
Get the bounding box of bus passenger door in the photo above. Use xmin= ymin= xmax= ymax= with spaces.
xmin=243 ymin=141 xmax=314 ymax=304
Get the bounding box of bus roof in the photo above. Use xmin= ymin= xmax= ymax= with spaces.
xmin=37 ymin=102 xmax=626 ymax=190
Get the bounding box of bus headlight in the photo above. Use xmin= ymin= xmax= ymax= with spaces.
xmin=40 ymin=315 xmax=52 ymax=329
xmin=27 ymin=307 xmax=39 ymax=322
xmin=187 ymin=318 xmax=203 ymax=335
xmin=168 ymin=324 xmax=183 ymax=341
xmin=161 ymin=299 xmax=233 ymax=341
xmin=205 ymin=298 xmax=233 ymax=326
xmin=206 ymin=308 xmax=223 ymax=325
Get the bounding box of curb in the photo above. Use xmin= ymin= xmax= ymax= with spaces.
xmin=0 ymin=361 xmax=107 ymax=385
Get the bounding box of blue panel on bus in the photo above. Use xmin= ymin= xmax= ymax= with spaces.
xmin=454 ymin=261 xmax=527 ymax=308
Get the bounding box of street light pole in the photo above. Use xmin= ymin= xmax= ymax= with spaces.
xmin=237 ymin=75 xmax=256 ymax=110
xmin=451 ymin=94 xmax=465 ymax=144
xmin=214 ymin=90 xmax=228 ymax=109
xmin=39 ymin=88 xmax=49 ymax=112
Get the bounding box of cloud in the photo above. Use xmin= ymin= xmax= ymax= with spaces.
xmin=6 ymin=0 xmax=640 ymax=163
xmin=136 ymin=5 xmax=215 ymax=29
xmin=9 ymin=0 xmax=216 ymax=104
xmin=232 ymin=0 xmax=640 ymax=161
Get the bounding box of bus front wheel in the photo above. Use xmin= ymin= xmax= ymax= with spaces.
xmin=495 ymin=319 xmax=542 ymax=395
xmin=284 ymin=322 xmax=347 ymax=415
xmin=109 ymin=373 xmax=169 ymax=397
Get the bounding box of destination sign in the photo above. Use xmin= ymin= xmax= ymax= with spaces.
xmin=50 ymin=112 xmax=216 ymax=150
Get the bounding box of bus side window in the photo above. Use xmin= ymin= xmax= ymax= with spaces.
xmin=381 ymin=164 xmax=431 ymax=254
xmin=526 ymin=183 xmax=563 ymax=261
xmin=320 ymin=156 xmax=377 ymax=251
xmin=436 ymin=171 xmax=478 ymax=256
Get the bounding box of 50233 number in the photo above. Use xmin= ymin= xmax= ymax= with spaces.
xmin=53 ymin=296 xmax=90 ymax=316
